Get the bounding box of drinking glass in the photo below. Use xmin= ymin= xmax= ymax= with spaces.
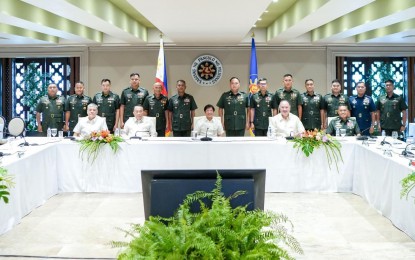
xmin=340 ymin=129 xmax=346 ymax=139
xmin=392 ymin=131 xmax=398 ymax=143
xmin=51 ymin=128 xmax=57 ymax=137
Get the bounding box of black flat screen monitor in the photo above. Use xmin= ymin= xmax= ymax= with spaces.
xmin=141 ymin=169 xmax=266 ymax=219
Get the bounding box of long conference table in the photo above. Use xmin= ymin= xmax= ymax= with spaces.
xmin=1 ymin=136 xmax=415 ymax=240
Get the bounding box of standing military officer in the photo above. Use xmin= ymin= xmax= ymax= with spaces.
xmin=376 ymin=79 xmax=408 ymax=136
xmin=323 ymin=79 xmax=351 ymax=127
xmin=143 ymin=82 xmax=169 ymax=137
xmin=217 ymin=77 xmax=249 ymax=137
xmin=167 ymin=80 xmax=197 ymax=137
xmin=36 ymin=83 xmax=66 ymax=135
xmin=64 ymin=81 xmax=92 ymax=133
xmin=301 ymin=79 xmax=324 ymax=131
xmin=119 ymin=73 xmax=149 ymax=128
xmin=272 ymin=74 xmax=302 ymax=118
xmin=349 ymin=81 xmax=376 ymax=136
xmin=92 ymin=79 xmax=120 ymax=132
xmin=249 ymin=78 xmax=274 ymax=136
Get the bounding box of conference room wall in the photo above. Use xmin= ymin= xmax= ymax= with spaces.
xmin=88 ymin=47 xmax=327 ymax=116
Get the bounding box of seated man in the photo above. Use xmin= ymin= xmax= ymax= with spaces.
xmin=73 ymin=103 xmax=108 ymax=137
xmin=269 ymin=100 xmax=305 ymax=137
xmin=194 ymin=104 xmax=224 ymax=137
xmin=326 ymin=105 xmax=361 ymax=136
xmin=123 ymin=105 xmax=157 ymax=138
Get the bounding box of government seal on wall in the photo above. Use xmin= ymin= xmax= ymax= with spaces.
xmin=191 ymin=54 xmax=223 ymax=86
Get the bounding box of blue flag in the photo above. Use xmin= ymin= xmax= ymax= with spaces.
xmin=249 ymin=37 xmax=258 ymax=136
xmin=249 ymin=37 xmax=258 ymax=95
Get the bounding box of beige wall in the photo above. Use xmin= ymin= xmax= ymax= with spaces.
xmin=88 ymin=46 xmax=327 ymax=116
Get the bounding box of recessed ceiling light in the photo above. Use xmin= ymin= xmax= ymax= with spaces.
xmin=253 ymin=24 xmax=257 ymax=28
xmin=264 ymin=10 xmax=269 ymax=13
xmin=273 ymin=0 xmax=279 ymax=2
xmin=257 ymin=18 xmax=262 ymax=21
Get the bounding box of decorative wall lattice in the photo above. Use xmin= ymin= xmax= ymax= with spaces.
xmin=342 ymin=57 xmax=407 ymax=102
xmin=13 ymin=58 xmax=71 ymax=128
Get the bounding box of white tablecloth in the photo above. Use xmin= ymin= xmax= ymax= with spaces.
xmin=1 ymin=136 xmax=415 ymax=240
xmin=0 ymin=140 xmax=58 ymax=235
xmin=56 ymin=137 xmax=355 ymax=193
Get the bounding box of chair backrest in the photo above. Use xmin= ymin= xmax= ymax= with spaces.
xmin=8 ymin=117 xmax=25 ymax=137
xmin=193 ymin=116 xmax=204 ymax=127
xmin=144 ymin=116 xmax=156 ymax=127
xmin=0 ymin=115 xmax=5 ymax=132
xmin=194 ymin=116 xmax=221 ymax=127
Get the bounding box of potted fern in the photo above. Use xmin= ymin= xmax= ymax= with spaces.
xmin=112 ymin=174 xmax=303 ymax=259
xmin=0 ymin=167 xmax=14 ymax=204
xmin=401 ymin=171 xmax=415 ymax=203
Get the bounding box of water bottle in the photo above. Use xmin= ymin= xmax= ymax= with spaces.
xmin=267 ymin=126 xmax=272 ymax=139
xmin=381 ymin=130 xmax=386 ymax=137
xmin=373 ymin=122 xmax=378 ymax=136
xmin=335 ymin=127 xmax=340 ymax=137
xmin=47 ymin=127 xmax=51 ymax=138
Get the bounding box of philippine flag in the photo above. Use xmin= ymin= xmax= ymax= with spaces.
xmin=155 ymin=38 xmax=168 ymax=96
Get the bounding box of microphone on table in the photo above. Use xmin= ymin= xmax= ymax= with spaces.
xmin=285 ymin=131 xmax=294 ymax=140
xmin=356 ymin=126 xmax=372 ymax=141
xmin=380 ymin=136 xmax=390 ymax=146
xmin=21 ymin=135 xmax=30 ymax=146
xmin=130 ymin=130 xmax=149 ymax=140
xmin=200 ymin=128 xmax=212 ymax=141
xmin=402 ymin=143 xmax=414 ymax=157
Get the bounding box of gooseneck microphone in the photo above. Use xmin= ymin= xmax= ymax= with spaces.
xmin=130 ymin=130 xmax=147 ymax=140
xmin=380 ymin=136 xmax=390 ymax=146
xmin=21 ymin=134 xmax=30 ymax=146
xmin=200 ymin=127 xmax=212 ymax=141
xmin=402 ymin=143 xmax=414 ymax=157
xmin=356 ymin=126 xmax=372 ymax=140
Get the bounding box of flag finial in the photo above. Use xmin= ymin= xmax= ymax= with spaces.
xmin=159 ymin=32 xmax=163 ymax=38
xmin=251 ymin=31 xmax=255 ymax=38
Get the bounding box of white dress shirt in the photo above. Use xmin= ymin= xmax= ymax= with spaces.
xmin=194 ymin=117 xmax=224 ymax=137
xmin=123 ymin=116 xmax=157 ymax=138
xmin=73 ymin=116 xmax=108 ymax=138
xmin=269 ymin=113 xmax=305 ymax=137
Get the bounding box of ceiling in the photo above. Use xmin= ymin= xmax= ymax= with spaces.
xmin=0 ymin=0 xmax=415 ymax=47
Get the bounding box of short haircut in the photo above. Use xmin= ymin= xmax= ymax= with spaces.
xmin=230 ymin=76 xmax=240 ymax=82
xmin=204 ymin=104 xmax=215 ymax=112
xmin=356 ymin=81 xmax=365 ymax=87
xmin=130 ymin=73 xmax=140 ymax=78
xmin=283 ymin=74 xmax=293 ymax=78
xmin=305 ymin=79 xmax=314 ymax=84
xmin=258 ymin=77 xmax=267 ymax=82
xmin=101 ymin=78 xmax=111 ymax=84
xmin=279 ymin=100 xmax=290 ymax=108
xmin=338 ymin=104 xmax=349 ymax=110
xmin=87 ymin=103 xmax=98 ymax=109
xmin=75 ymin=81 xmax=84 ymax=86
xmin=177 ymin=79 xmax=186 ymax=85
xmin=385 ymin=79 xmax=394 ymax=85
xmin=134 ymin=105 xmax=144 ymax=111
xmin=331 ymin=79 xmax=341 ymax=85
